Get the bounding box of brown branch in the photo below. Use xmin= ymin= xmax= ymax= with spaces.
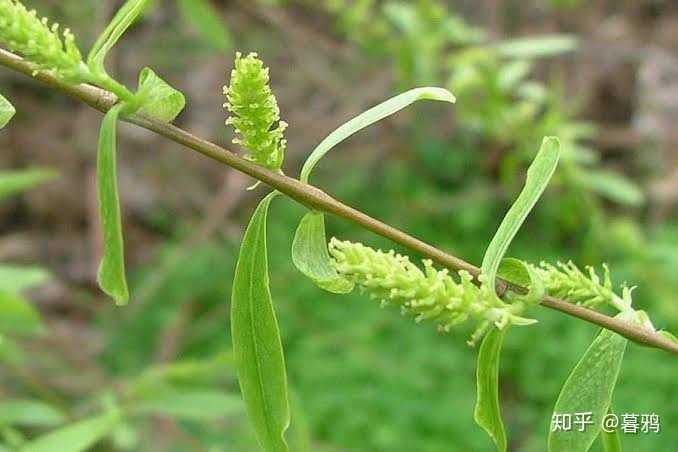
xmin=1 ymin=48 xmax=676 ymax=355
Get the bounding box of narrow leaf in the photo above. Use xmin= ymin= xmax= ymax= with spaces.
xmin=548 ymin=326 xmax=628 ymax=452
xmin=601 ymin=430 xmax=622 ymax=452
xmin=292 ymin=212 xmax=354 ymax=294
xmin=0 ymin=427 xmax=25 ymax=449
xmin=287 ymin=390 xmax=311 ymax=452
xmin=87 ymin=0 xmax=151 ymax=75
xmin=474 ymin=327 xmax=508 ymax=452
xmin=0 ymin=94 xmax=15 ymax=129
xmin=577 ymin=169 xmax=644 ymax=207
xmin=0 ymin=266 xmax=49 ymax=294
xmin=0 ymin=400 xmax=66 ymax=427
xmin=0 ymin=169 xmax=57 ymax=202
xmin=0 ymin=335 xmax=27 ymax=366
xmin=481 ymin=136 xmax=560 ymax=288
xmin=497 ymin=61 xmax=532 ymax=90
xmin=601 ymin=409 xmax=622 ymax=452
xmin=137 ymin=352 xmax=233 ymax=387
xmin=177 ymin=0 xmax=231 ymax=51
xmin=96 ymin=104 xmax=129 ymax=305
xmin=0 ymin=291 xmax=43 ymax=335
xmin=136 ymin=67 xmax=186 ymax=122
xmin=231 ymin=192 xmax=290 ymax=452
xmin=131 ymin=389 xmax=243 ymax=421
xmin=300 ymin=87 xmax=455 ymax=183
xmin=19 ymin=413 xmax=120 ymax=452
xmin=495 ymin=35 xmax=578 ymax=58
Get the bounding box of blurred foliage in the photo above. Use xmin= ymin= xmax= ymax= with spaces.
xmin=1 ymin=0 xmax=677 ymax=451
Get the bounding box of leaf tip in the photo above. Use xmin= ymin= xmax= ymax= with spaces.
xmin=419 ymin=87 xmax=456 ymax=103
xmin=0 ymin=94 xmax=16 ymax=129
xmin=543 ymin=135 xmax=561 ymax=152
xmin=96 ymin=266 xmax=129 ymax=306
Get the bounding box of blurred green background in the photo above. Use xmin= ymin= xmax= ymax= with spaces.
xmin=1 ymin=0 xmax=677 ymax=451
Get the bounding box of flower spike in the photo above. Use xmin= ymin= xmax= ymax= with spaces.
xmin=223 ymin=52 xmax=287 ymax=171
xmin=534 ymin=261 xmax=631 ymax=312
xmin=328 ymin=238 xmax=535 ymax=344
xmin=0 ymin=0 xmax=88 ymax=82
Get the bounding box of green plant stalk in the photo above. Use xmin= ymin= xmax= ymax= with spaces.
xmin=0 ymin=48 xmax=676 ymax=356
xmin=93 ymin=73 xmax=135 ymax=102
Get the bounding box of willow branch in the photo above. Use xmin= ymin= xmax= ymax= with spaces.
xmin=1 ymin=48 xmax=676 ymax=355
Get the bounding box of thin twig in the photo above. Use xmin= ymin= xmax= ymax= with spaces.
xmin=1 ymin=48 xmax=676 ymax=355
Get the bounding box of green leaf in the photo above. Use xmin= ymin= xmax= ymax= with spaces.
xmin=292 ymin=212 xmax=354 ymax=294
xmin=135 ymin=67 xmax=186 ymax=122
xmin=481 ymin=136 xmax=560 ymax=288
xmin=0 ymin=265 xmax=50 ymax=294
xmin=0 ymin=335 xmax=27 ymax=366
xmin=0 ymin=94 xmax=15 ymax=129
xmin=497 ymin=61 xmax=532 ymax=90
xmin=495 ymin=35 xmax=578 ymax=58
xmin=0 ymin=400 xmax=66 ymax=427
xmin=548 ymin=326 xmax=628 ymax=452
xmin=0 ymin=169 xmax=58 ymax=202
xmin=96 ymin=104 xmax=129 ymax=305
xmin=231 ymin=192 xmax=290 ymax=452
xmin=577 ymin=169 xmax=644 ymax=207
xmin=87 ymin=0 xmax=151 ymax=76
xmin=601 ymin=409 xmax=622 ymax=452
xmin=601 ymin=430 xmax=622 ymax=452
xmin=474 ymin=327 xmax=508 ymax=452
xmin=287 ymin=390 xmax=311 ymax=452
xmin=177 ymin=0 xmax=231 ymax=51
xmin=130 ymin=388 xmax=243 ymax=421
xmin=497 ymin=258 xmax=544 ymax=304
xmin=0 ymin=426 xmax=25 ymax=449
xmin=0 ymin=291 xmax=43 ymax=335
xmin=300 ymin=87 xmax=455 ymax=183
xmin=19 ymin=413 xmax=120 ymax=452
xmin=497 ymin=258 xmax=531 ymax=287
xmin=137 ymin=352 xmax=233 ymax=387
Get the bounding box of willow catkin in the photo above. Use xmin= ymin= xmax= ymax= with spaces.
xmin=534 ymin=261 xmax=632 ymax=311
xmin=328 ymin=238 xmax=535 ymax=344
xmin=223 ymin=52 xmax=287 ymax=171
xmin=0 ymin=0 xmax=88 ymax=82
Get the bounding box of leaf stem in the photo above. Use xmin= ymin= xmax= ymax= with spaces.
xmin=93 ymin=73 xmax=135 ymax=102
xmin=1 ymin=48 xmax=676 ymax=356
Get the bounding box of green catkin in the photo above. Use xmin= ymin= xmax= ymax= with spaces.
xmin=536 ymin=261 xmax=678 ymax=337
xmin=535 ymin=261 xmax=632 ymax=312
xmin=0 ymin=0 xmax=89 ymax=82
xmin=328 ymin=238 xmax=536 ymax=344
xmin=223 ymin=52 xmax=287 ymax=171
